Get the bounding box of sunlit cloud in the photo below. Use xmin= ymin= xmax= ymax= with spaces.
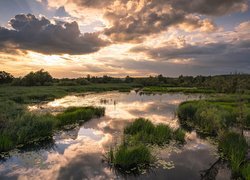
xmin=0 ymin=0 xmax=249 ymax=76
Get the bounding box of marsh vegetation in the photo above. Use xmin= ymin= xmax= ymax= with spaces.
xmin=0 ymin=106 xmax=105 ymax=152
xmin=106 ymin=118 xmax=186 ymax=173
xmin=177 ymin=95 xmax=250 ymax=179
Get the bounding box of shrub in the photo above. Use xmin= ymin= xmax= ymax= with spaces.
xmin=0 ymin=71 xmax=14 ymax=84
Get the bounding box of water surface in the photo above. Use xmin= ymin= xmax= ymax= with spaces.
xmin=0 ymin=91 xmax=231 ymax=180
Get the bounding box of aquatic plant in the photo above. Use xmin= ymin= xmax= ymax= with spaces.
xmin=106 ymin=118 xmax=186 ymax=173
xmin=0 ymin=135 xmax=13 ymax=152
xmin=178 ymin=101 xmax=239 ymax=135
xmin=56 ymin=106 xmax=105 ymax=126
xmin=218 ymin=131 xmax=248 ymax=176
xmin=173 ymin=128 xmax=186 ymax=143
xmin=0 ymin=106 xmax=105 ymax=153
xmin=124 ymin=118 xmax=185 ymax=145
xmin=241 ymin=163 xmax=250 ymax=180
xmin=107 ymin=144 xmax=153 ymax=171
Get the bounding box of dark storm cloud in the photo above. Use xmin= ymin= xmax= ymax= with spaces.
xmin=170 ymin=0 xmax=248 ymax=16
xmin=68 ymin=0 xmax=113 ymax=8
xmin=129 ymin=38 xmax=250 ymax=74
xmin=0 ymin=14 xmax=109 ymax=55
xmin=131 ymin=40 xmax=250 ymax=61
xmin=69 ymin=0 xmax=247 ymax=43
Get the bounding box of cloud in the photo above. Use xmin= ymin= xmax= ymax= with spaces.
xmin=128 ymin=21 xmax=250 ymax=74
xmin=67 ymin=0 xmax=113 ymax=8
xmin=169 ymin=0 xmax=248 ymax=16
xmin=0 ymin=14 xmax=109 ymax=55
xmin=103 ymin=1 xmax=218 ymax=43
xmin=49 ymin=0 xmax=247 ymax=43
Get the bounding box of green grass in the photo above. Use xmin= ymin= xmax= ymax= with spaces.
xmin=0 ymin=106 xmax=105 ymax=153
xmin=143 ymin=86 xmax=215 ymax=94
xmin=124 ymin=118 xmax=185 ymax=145
xmin=107 ymin=144 xmax=153 ymax=171
xmin=56 ymin=106 xmax=105 ymax=127
xmin=177 ymin=99 xmax=250 ymax=135
xmin=0 ymin=83 xmax=137 ymax=153
xmin=0 ymin=83 xmax=138 ymax=104
xmin=0 ymin=113 xmax=56 ymax=152
xmin=106 ymin=118 xmax=186 ymax=173
xmin=177 ymin=94 xmax=250 ymax=179
xmin=241 ymin=163 xmax=250 ymax=180
xmin=218 ymin=131 xmax=248 ymax=178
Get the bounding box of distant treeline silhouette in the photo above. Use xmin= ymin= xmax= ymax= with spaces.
xmin=1 ymin=70 xmax=250 ymax=93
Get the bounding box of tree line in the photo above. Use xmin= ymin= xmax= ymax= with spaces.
xmin=0 ymin=70 xmax=250 ymax=93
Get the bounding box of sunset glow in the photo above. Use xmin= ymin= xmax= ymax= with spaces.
xmin=0 ymin=0 xmax=249 ymax=77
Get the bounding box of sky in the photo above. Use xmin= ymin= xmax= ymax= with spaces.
xmin=0 ymin=0 xmax=250 ymax=78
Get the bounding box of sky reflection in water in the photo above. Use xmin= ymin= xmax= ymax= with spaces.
xmin=0 ymin=92 xmax=230 ymax=180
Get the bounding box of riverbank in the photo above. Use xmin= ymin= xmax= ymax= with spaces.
xmin=177 ymin=94 xmax=250 ymax=179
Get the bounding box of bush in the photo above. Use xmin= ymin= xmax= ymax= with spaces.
xmin=13 ymin=69 xmax=53 ymax=86
xmin=0 ymin=71 xmax=14 ymax=84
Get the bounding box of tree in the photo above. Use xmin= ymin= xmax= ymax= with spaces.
xmin=0 ymin=71 xmax=14 ymax=84
xmin=125 ymin=76 xmax=133 ymax=83
xmin=22 ymin=69 xmax=53 ymax=86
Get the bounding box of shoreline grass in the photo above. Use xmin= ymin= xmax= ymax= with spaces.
xmin=177 ymin=95 xmax=250 ymax=179
xmin=143 ymin=86 xmax=215 ymax=94
xmin=218 ymin=131 xmax=249 ymax=179
xmin=0 ymin=106 xmax=105 ymax=153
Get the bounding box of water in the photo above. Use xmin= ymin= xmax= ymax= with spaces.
xmin=0 ymin=91 xmax=231 ymax=180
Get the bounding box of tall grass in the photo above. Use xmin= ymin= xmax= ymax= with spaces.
xmin=56 ymin=106 xmax=105 ymax=127
xmin=218 ymin=131 xmax=248 ymax=178
xmin=125 ymin=118 xmax=185 ymax=145
xmin=107 ymin=118 xmax=186 ymax=173
xmin=178 ymin=101 xmax=238 ymax=135
xmin=0 ymin=106 xmax=105 ymax=153
xmin=241 ymin=163 xmax=250 ymax=180
xmin=107 ymin=144 xmax=153 ymax=171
